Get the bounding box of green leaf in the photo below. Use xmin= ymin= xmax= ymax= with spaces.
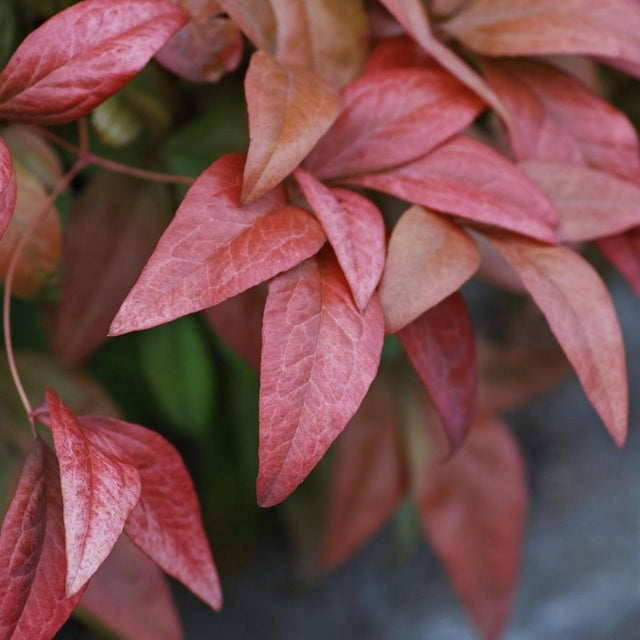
xmin=139 ymin=316 xmax=216 ymax=438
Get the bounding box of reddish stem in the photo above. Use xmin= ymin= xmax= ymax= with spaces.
xmin=3 ymin=159 xmax=86 ymax=435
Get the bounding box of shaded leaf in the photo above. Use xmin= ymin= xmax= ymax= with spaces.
xmin=139 ymin=315 xmax=216 ymax=437
xmin=416 ymin=417 xmax=527 ymax=640
xmin=79 ymin=415 xmax=223 ymax=610
xmin=486 ymin=233 xmax=628 ymax=446
xmin=0 ymin=0 xmax=188 ymax=124
xmin=363 ymin=35 xmax=437 ymax=75
xmin=520 ymin=160 xmax=640 ymax=242
xmin=0 ymin=440 xmax=83 ymax=639
xmin=218 ymin=0 xmax=277 ymax=52
xmin=0 ymin=163 xmax=62 ymax=298
xmin=322 ymin=381 xmax=406 ymax=570
xmin=377 ymin=0 xmax=432 ymax=49
xmin=110 ymin=153 xmax=326 ymax=336
xmin=0 ymin=136 xmax=16 ymax=241
xmin=294 ymin=169 xmax=385 ymax=311
xmin=54 ymin=174 xmax=172 ymax=365
xmin=598 ymin=228 xmax=640 ymax=298
xmin=304 ymin=68 xmax=484 ymax=181
xmin=399 ymin=293 xmax=476 ymax=453
xmin=78 ymin=535 xmax=183 ymax=640
xmin=379 ymin=206 xmax=479 ymax=333
xmin=348 ymin=136 xmax=558 ymax=242
xmin=48 ymin=389 xmax=142 ymax=596
xmin=258 ymin=250 xmax=384 ymax=507
xmin=242 ymin=51 xmax=340 ymax=203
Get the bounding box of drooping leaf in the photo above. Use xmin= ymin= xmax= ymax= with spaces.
xmin=0 ymin=0 xmax=188 ymax=124
xmin=0 ymin=440 xmax=83 ymax=639
xmin=486 ymin=233 xmax=628 ymax=446
xmin=399 ymin=293 xmax=477 ymax=453
xmin=54 ymin=174 xmax=172 ymax=365
xmin=598 ymin=228 xmax=640 ymax=298
xmin=258 ymin=250 xmax=384 ymax=507
xmin=520 ymin=160 xmax=640 ymax=242
xmin=444 ymin=0 xmax=640 ymax=78
xmin=241 ymin=51 xmax=340 ymax=203
xmin=483 ymin=59 xmax=640 ymax=179
xmin=218 ymin=0 xmax=277 ymax=52
xmin=304 ymin=68 xmax=484 ymax=181
xmin=0 ymin=136 xmax=16 ymax=241
xmin=78 ymin=535 xmax=183 ymax=640
xmin=139 ymin=315 xmax=216 ymax=437
xmin=109 ymin=153 xmax=326 ymax=336
xmin=348 ymin=136 xmax=558 ymax=242
xmin=0 ymin=163 xmax=62 ymax=298
xmin=322 ymin=380 xmax=406 ymax=570
xmin=78 ymin=415 xmax=223 ymax=610
xmin=378 ymin=206 xmax=480 ymax=333
xmin=416 ymin=417 xmax=527 ymax=640
xmin=294 ymin=169 xmax=386 ymax=311
xmin=47 ymin=389 xmax=142 ymax=596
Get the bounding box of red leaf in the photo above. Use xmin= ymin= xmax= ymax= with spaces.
xmin=520 ymin=161 xmax=640 ymax=242
xmin=363 ymin=35 xmax=437 ymax=75
xmin=303 ymin=68 xmax=484 ymax=181
xmin=47 ymin=389 xmax=142 ymax=596
xmin=347 ymin=136 xmax=558 ymax=242
xmin=483 ymin=59 xmax=640 ymax=179
xmin=109 ymin=153 xmax=326 ymax=336
xmin=378 ymin=206 xmax=480 ymax=333
xmin=79 ymin=535 xmax=183 ymax=640
xmin=54 ymin=174 xmax=172 ymax=365
xmin=486 ymin=233 xmax=628 ymax=446
xmin=79 ymin=415 xmax=223 ymax=610
xmin=416 ymin=417 xmax=527 ymax=640
xmin=0 ymin=137 xmax=16 ymax=241
xmin=258 ymin=250 xmax=384 ymax=507
xmin=242 ymin=51 xmax=340 ymax=203
xmin=444 ymin=0 xmax=640 ymax=77
xmin=598 ymin=228 xmax=640 ymax=298
xmin=322 ymin=381 xmax=406 ymax=570
xmin=294 ymin=169 xmax=386 ymax=311
xmin=399 ymin=293 xmax=477 ymax=453
xmin=0 ymin=0 xmax=188 ymax=124
xmin=0 ymin=440 xmax=83 ymax=639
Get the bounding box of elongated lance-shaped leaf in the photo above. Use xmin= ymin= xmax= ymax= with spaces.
xmin=0 ymin=136 xmax=16 ymax=241
xmin=598 ymin=228 xmax=640 ymax=299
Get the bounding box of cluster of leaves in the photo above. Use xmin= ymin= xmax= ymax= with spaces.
xmin=0 ymin=0 xmax=639 ymax=638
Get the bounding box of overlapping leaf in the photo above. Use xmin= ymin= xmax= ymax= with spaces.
xmin=258 ymin=250 xmax=384 ymax=507
xmin=378 ymin=206 xmax=479 ymax=333
xmin=347 ymin=136 xmax=558 ymax=242
xmin=486 ymin=233 xmax=628 ymax=446
xmin=110 ymin=153 xmax=326 ymax=336
xmin=0 ymin=0 xmax=188 ymax=124
xmin=598 ymin=229 xmax=640 ymax=298
xmin=294 ymin=169 xmax=386 ymax=311
xmin=304 ymin=68 xmax=484 ymax=181
xmin=0 ymin=137 xmax=16 ymax=241
xmin=242 ymin=51 xmax=340 ymax=203
xmin=218 ymin=0 xmax=277 ymax=51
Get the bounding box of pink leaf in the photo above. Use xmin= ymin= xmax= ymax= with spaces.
xmin=53 ymin=174 xmax=172 ymax=365
xmin=294 ymin=169 xmax=385 ymax=311
xmin=322 ymin=381 xmax=406 ymax=570
xmin=47 ymin=389 xmax=142 ymax=597
xmin=348 ymin=136 xmax=558 ymax=242
xmin=363 ymin=35 xmax=438 ymax=75
xmin=377 ymin=0 xmax=433 ymax=48
xmin=109 ymin=153 xmax=326 ymax=336
xmin=0 ymin=137 xmax=16 ymax=241
xmin=444 ymin=0 xmax=640 ymax=78
xmin=218 ymin=0 xmax=277 ymax=52
xmin=258 ymin=249 xmax=384 ymax=507
xmin=520 ymin=160 xmax=640 ymax=242
xmin=416 ymin=417 xmax=527 ymax=640
xmin=79 ymin=415 xmax=223 ymax=610
xmin=378 ymin=205 xmax=480 ymax=333
xmin=303 ymin=68 xmax=484 ymax=181
xmin=242 ymin=51 xmax=340 ymax=203
xmin=399 ymin=293 xmax=477 ymax=453
xmin=79 ymin=535 xmax=183 ymax=640
xmin=598 ymin=228 xmax=640 ymax=299
xmin=0 ymin=440 xmax=83 ymax=639
xmin=0 ymin=0 xmax=188 ymax=124
xmin=483 ymin=59 xmax=640 ymax=179
xmin=486 ymin=233 xmax=628 ymax=446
